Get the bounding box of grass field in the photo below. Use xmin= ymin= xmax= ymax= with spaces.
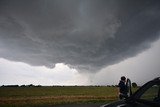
xmin=0 ymin=86 xmax=138 ymax=107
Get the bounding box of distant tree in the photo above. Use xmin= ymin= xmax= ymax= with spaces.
xmin=28 ymin=84 xmax=34 ymax=87
xmin=35 ymin=85 xmax=42 ymax=87
xmin=4 ymin=85 xmax=19 ymax=87
xmin=132 ymin=82 xmax=138 ymax=88
xmin=20 ymin=85 xmax=26 ymax=87
xmin=115 ymin=85 xmax=118 ymax=87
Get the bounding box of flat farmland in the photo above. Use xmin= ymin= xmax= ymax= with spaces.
xmin=0 ymin=86 xmax=119 ymax=107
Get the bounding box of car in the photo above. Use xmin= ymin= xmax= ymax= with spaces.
xmin=101 ymin=77 xmax=160 ymax=107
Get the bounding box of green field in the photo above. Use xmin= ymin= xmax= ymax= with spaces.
xmin=0 ymin=86 xmax=138 ymax=107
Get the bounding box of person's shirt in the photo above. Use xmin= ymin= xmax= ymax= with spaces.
xmin=118 ymin=80 xmax=127 ymax=95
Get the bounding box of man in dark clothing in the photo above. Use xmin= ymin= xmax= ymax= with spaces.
xmin=118 ymin=76 xmax=128 ymax=99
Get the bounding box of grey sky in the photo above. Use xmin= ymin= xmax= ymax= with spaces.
xmin=0 ymin=0 xmax=160 ymax=85
xmin=90 ymin=39 xmax=160 ymax=86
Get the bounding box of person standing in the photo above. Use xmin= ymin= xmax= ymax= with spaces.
xmin=118 ymin=76 xmax=128 ymax=100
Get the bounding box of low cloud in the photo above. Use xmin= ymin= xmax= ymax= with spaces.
xmin=0 ymin=0 xmax=160 ymax=72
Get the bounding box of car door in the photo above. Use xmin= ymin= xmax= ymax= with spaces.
xmin=126 ymin=78 xmax=132 ymax=97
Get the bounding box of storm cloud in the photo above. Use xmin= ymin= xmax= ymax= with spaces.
xmin=0 ymin=0 xmax=160 ymax=72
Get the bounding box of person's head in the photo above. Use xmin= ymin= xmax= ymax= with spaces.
xmin=121 ymin=76 xmax=126 ymax=81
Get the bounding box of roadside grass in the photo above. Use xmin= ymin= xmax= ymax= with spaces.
xmin=0 ymin=86 xmax=138 ymax=107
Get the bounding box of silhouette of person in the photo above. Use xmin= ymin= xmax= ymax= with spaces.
xmin=118 ymin=76 xmax=128 ymax=100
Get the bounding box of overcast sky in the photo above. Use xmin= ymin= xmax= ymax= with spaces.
xmin=0 ymin=0 xmax=160 ymax=86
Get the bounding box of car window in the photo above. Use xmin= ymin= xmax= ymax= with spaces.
xmin=139 ymin=84 xmax=160 ymax=102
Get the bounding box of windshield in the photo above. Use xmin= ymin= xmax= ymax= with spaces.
xmin=139 ymin=84 xmax=160 ymax=102
xmin=128 ymin=80 xmax=160 ymax=106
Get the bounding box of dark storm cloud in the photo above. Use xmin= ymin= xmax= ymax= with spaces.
xmin=0 ymin=0 xmax=160 ymax=71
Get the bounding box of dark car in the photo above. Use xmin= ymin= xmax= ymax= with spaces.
xmin=101 ymin=77 xmax=160 ymax=107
